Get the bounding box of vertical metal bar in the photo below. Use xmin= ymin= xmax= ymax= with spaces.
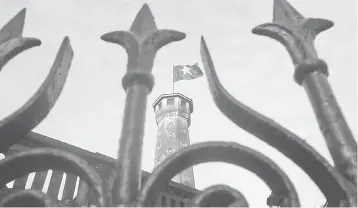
xmin=61 ymin=173 xmax=77 ymax=201
xmin=252 ymin=0 xmax=357 ymax=185
xmin=75 ymin=179 xmax=90 ymax=206
xmin=93 ymin=163 xmax=113 ymax=204
xmin=303 ymin=71 xmax=357 ymax=184
xmin=31 ymin=170 xmax=48 ymax=191
xmin=46 ymin=171 xmax=64 ymax=200
xmin=115 ymin=83 xmax=149 ymax=204
xmin=100 ymin=4 xmax=185 ymax=205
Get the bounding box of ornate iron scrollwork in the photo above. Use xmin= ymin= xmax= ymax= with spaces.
xmin=0 ymin=148 xmax=106 ymax=206
xmin=0 ymin=9 xmax=73 ymax=153
xmin=138 ymin=141 xmax=299 ymax=207
xmin=198 ymin=0 xmax=356 ymax=206
xmin=252 ymin=0 xmax=357 ymax=187
xmin=0 ymin=0 xmax=356 ymax=207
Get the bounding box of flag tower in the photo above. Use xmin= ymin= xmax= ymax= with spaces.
xmin=152 ymin=93 xmax=195 ymax=188
xmin=152 ymin=63 xmax=203 ymax=188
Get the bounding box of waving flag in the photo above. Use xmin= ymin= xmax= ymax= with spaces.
xmin=173 ymin=63 xmax=204 ymax=82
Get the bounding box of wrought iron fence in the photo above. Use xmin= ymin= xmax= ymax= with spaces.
xmin=0 ymin=0 xmax=356 ymax=207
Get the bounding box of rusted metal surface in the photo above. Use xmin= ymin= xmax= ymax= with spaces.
xmin=0 ymin=9 xmax=73 ymax=153
xmin=0 ymin=0 xmax=356 ymax=207
xmin=200 ymin=36 xmax=356 ymax=207
xmin=252 ymin=0 xmax=357 ymax=188
xmin=61 ymin=173 xmax=77 ymax=202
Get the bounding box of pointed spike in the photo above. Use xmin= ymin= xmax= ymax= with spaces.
xmin=0 ymin=8 xmax=27 ymax=45
xmin=273 ymin=0 xmax=304 ymax=23
xmin=130 ymin=3 xmax=157 ymax=37
xmin=62 ymin=36 xmax=71 ymax=48
xmin=200 ymin=36 xmax=215 ymax=77
xmin=58 ymin=36 xmax=73 ymax=62
xmin=100 ymin=32 xmax=118 ymax=43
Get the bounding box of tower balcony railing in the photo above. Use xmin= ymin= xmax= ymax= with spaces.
xmin=0 ymin=0 xmax=356 ymax=207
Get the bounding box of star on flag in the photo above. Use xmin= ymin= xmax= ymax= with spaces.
xmin=173 ymin=63 xmax=204 ymax=82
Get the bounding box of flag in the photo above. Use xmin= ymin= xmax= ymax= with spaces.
xmin=173 ymin=63 xmax=204 ymax=82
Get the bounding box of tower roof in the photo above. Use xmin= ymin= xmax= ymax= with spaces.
xmin=152 ymin=93 xmax=193 ymax=113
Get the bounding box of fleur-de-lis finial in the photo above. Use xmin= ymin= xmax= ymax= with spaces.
xmin=100 ymin=4 xmax=186 ymax=206
xmin=272 ymin=0 xmax=305 ymax=23
xmin=252 ymin=0 xmax=333 ymax=85
xmin=101 ymin=4 xmax=186 ymax=92
xmin=252 ymin=0 xmax=357 ymax=195
xmin=129 ymin=4 xmax=158 ymax=37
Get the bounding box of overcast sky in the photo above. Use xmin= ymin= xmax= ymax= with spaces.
xmin=0 ymin=0 xmax=356 ymax=206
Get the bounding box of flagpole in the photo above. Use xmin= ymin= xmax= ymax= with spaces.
xmin=172 ymin=65 xmax=175 ymax=93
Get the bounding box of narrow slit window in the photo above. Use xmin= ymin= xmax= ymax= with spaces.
xmin=180 ymin=100 xmax=186 ymax=107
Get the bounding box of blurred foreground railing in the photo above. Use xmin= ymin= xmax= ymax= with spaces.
xmin=0 ymin=0 xmax=356 ymax=207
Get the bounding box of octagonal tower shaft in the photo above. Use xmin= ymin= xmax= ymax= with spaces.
xmin=153 ymin=93 xmax=195 ymax=188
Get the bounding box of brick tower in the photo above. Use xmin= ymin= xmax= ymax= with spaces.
xmin=152 ymin=93 xmax=195 ymax=188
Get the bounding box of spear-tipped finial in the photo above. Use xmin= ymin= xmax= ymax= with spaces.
xmin=100 ymin=4 xmax=185 ymax=206
xmin=273 ymin=0 xmax=304 ymax=22
xmin=101 ymin=3 xmax=185 ymax=91
xmin=253 ymin=0 xmax=357 ymax=190
xmin=0 ymin=8 xmax=27 ymax=45
xmin=252 ymin=0 xmax=333 ymax=84
xmin=129 ymin=4 xmax=157 ymax=37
